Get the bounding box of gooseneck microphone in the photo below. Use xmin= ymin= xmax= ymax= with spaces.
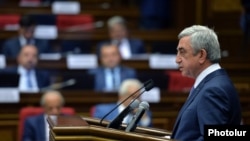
xmin=40 ymin=79 xmax=76 ymax=92
xmin=107 ymin=99 xmax=140 ymax=129
xmin=99 ymin=79 xmax=154 ymax=127
xmin=125 ymin=101 xmax=150 ymax=132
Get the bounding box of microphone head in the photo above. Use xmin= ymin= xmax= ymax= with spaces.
xmin=143 ymin=79 xmax=152 ymax=87
xmin=95 ymin=21 xmax=104 ymax=28
xmin=130 ymin=99 xmax=140 ymax=109
xmin=139 ymin=101 xmax=149 ymax=110
xmin=145 ymin=80 xmax=154 ymax=91
xmin=66 ymin=79 xmax=76 ymax=86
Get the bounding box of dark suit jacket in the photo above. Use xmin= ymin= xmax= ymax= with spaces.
xmin=22 ymin=114 xmax=46 ymax=141
xmin=2 ymin=37 xmax=50 ymax=58
xmin=171 ymin=69 xmax=242 ymax=141
xmin=93 ymin=103 xmax=153 ymax=127
xmin=87 ymin=66 xmax=137 ymax=92
xmin=1 ymin=66 xmax=51 ymax=89
xmin=96 ymin=38 xmax=146 ymax=56
xmin=22 ymin=113 xmax=69 ymax=141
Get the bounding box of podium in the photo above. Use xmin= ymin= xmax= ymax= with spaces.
xmin=47 ymin=115 xmax=175 ymax=141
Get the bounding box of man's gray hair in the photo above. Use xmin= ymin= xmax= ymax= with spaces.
xmin=178 ymin=25 xmax=221 ymax=63
xmin=107 ymin=15 xmax=126 ymax=29
xmin=40 ymin=90 xmax=65 ymax=106
xmin=118 ymin=79 xmax=142 ymax=96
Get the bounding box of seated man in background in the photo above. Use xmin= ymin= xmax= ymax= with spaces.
xmin=2 ymin=14 xmax=50 ymax=58
xmin=88 ymin=43 xmax=137 ymax=92
xmin=92 ymin=78 xmax=152 ymax=127
xmin=96 ymin=16 xmax=146 ymax=59
xmin=2 ymin=44 xmax=51 ymax=92
xmin=22 ymin=91 xmax=66 ymax=141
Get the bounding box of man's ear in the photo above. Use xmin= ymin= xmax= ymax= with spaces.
xmin=198 ymin=49 xmax=207 ymax=64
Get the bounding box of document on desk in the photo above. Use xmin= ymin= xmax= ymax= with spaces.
xmin=0 ymin=88 xmax=19 ymax=103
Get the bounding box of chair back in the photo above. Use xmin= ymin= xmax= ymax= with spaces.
xmin=18 ymin=106 xmax=75 ymax=141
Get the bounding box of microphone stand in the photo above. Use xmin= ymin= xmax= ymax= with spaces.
xmin=99 ymin=79 xmax=153 ymax=126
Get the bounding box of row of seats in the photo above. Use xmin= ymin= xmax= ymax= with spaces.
xmin=0 ymin=14 xmax=94 ymax=31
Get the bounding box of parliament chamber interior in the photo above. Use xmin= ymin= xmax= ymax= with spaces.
xmin=0 ymin=0 xmax=250 ymax=141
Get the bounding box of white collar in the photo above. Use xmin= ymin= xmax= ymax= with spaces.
xmin=18 ymin=65 xmax=34 ymax=74
xmin=194 ymin=63 xmax=221 ymax=88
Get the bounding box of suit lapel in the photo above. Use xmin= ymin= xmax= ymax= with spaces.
xmin=37 ymin=114 xmax=46 ymax=140
xmin=172 ymin=69 xmax=226 ymax=136
xmin=34 ymin=69 xmax=41 ymax=88
xmin=172 ymin=86 xmax=201 ymax=136
xmin=128 ymin=40 xmax=135 ymax=53
xmin=98 ymin=68 xmax=106 ymax=90
xmin=119 ymin=66 xmax=124 ymax=81
xmin=15 ymin=38 xmax=22 ymax=55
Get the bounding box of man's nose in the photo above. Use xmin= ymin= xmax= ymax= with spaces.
xmin=175 ymin=55 xmax=181 ymax=64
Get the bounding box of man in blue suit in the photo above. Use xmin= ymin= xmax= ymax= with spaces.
xmin=96 ymin=16 xmax=146 ymax=59
xmin=93 ymin=78 xmax=152 ymax=127
xmin=2 ymin=45 xmax=51 ymax=92
xmin=2 ymin=15 xmax=50 ymax=58
xmin=88 ymin=43 xmax=137 ymax=92
xmin=171 ymin=25 xmax=242 ymax=141
xmin=22 ymin=90 xmax=65 ymax=141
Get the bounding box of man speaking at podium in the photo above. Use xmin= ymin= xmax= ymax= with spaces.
xmin=93 ymin=79 xmax=152 ymax=127
xmin=171 ymin=25 xmax=242 ymax=141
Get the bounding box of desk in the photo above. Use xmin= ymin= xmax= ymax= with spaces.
xmin=0 ymin=90 xmax=249 ymax=141
xmin=5 ymin=57 xmax=250 ymax=91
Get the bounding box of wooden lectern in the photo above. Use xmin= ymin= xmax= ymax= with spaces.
xmin=47 ymin=115 xmax=175 ymax=141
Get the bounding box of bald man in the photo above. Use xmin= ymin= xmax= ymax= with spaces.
xmin=22 ymin=91 xmax=65 ymax=141
xmin=93 ymin=79 xmax=152 ymax=127
xmin=2 ymin=45 xmax=51 ymax=92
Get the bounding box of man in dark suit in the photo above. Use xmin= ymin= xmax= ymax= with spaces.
xmin=88 ymin=43 xmax=137 ymax=92
xmin=2 ymin=15 xmax=50 ymax=58
xmin=96 ymin=16 xmax=146 ymax=59
xmin=171 ymin=25 xmax=242 ymax=141
xmin=22 ymin=90 xmax=65 ymax=141
xmin=3 ymin=44 xmax=51 ymax=92
xmin=93 ymin=78 xmax=152 ymax=127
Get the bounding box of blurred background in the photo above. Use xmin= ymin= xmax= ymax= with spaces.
xmin=0 ymin=0 xmax=249 ymax=141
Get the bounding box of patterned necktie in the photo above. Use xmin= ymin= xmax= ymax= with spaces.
xmin=111 ymin=68 xmax=117 ymax=90
xmin=26 ymin=70 xmax=33 ymax=88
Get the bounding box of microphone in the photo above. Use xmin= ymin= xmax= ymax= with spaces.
xmin=40 ymin=79 xmax=76 ymax=92
xmin=125 ymin=101 xmax=150 ymax=132
xmin=65 ymin=20 xmax=104 ymax=32
xmin=107 ymin=99 xmax=140 ymax=129
xmin=99 ymin=79 xmax=154 ymax=126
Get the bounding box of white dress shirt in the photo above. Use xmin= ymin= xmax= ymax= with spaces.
xmin=104 ymin=67 xmax=120 ymax=91
xmin=18 ymin=65 xmax=39 ymax=93
xmin=194 ymin=63 xmax=221 ymax=88
xmin=19 ymin=35 xmax=35 ymax=47
xmin=112 ymin=39 xmax=132 ymax=59
xmin=44 ymin=114 xmax=50 ymax=141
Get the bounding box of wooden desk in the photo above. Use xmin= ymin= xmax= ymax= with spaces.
xmin=48 ymin=115 xmax=173 ymax=141
xmin=0 ymin=90 xmax=249 ymax=141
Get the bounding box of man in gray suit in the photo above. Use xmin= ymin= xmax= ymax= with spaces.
xmin=2 ymin=15 xmax=50 ymax=58
xmin=88 ymin=43 xmax=137 ymax=92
